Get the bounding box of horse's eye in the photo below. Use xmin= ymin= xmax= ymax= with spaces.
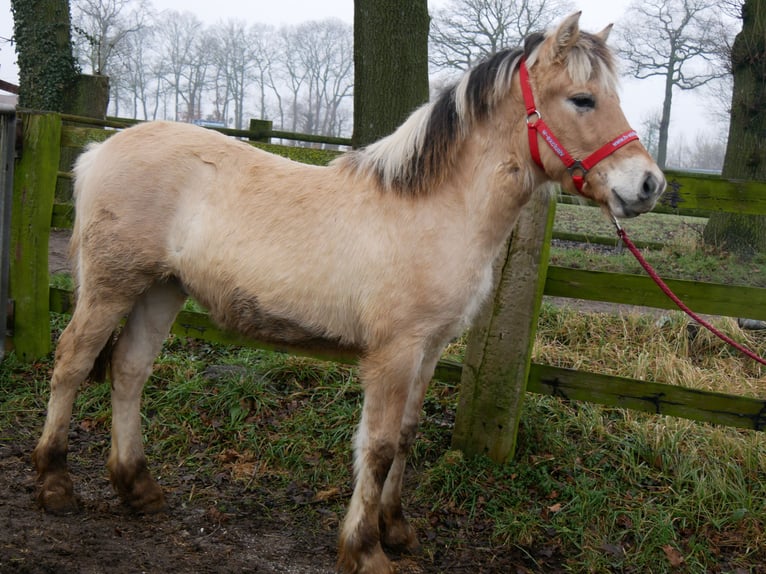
xmin=569 ymin=94 xmax=595 ymax=110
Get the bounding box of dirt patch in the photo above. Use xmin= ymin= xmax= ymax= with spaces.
xmin=0 ymin=427 xmax=340 ymax=574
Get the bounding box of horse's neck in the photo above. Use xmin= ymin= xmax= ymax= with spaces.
xmin=449 ymin=124 xmax=541 ymax=256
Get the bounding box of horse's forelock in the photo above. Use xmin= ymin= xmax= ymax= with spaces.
xmin=526 ymin=29 xmax=618 ymax=92
xmin=563 ymin=32 xmax=619 ymax=91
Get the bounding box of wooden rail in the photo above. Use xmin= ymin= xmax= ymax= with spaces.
xmin=49 ymin=286 xmax=766 ymax=433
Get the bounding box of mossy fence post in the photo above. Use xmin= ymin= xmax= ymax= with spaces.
xmin=452 ymin=190 xmax=556 ymax=462
xmin=10 ymin=112 xmax=61 ymax=361
xmin=249 ymin=119 xmax=273 ymax=143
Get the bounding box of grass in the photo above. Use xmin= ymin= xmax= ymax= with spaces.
xmin=535 ymin=305 xmax=766 ymax=395
xmin=418 ymin=399 xmax=765 ymax=572
xmin=552 ymin=203 xmax=766 ymax=287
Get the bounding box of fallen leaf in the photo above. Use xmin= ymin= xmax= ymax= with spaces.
xmin=313 ymin=487 xmax=341 ymax=502
xmin=599 ymin=542 xmax=624 ymax=558
xmin=662 ymin=544 xmax=685 ymax=568
xmin=206 ymin=506 xmax=230 ymax=524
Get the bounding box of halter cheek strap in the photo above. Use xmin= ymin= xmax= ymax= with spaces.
xmin=519 ymin=58 xmax=639 ymax=193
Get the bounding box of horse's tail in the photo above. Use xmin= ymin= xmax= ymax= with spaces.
xmin=71 ymin=141 xmax=115 ymax=384
xmin=88 ymin=334 xmax=116 ymax=383
xmin=69 ymin=141 xmax=103 ymax=287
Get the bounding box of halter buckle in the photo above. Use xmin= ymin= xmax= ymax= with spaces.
xmin=566 ymin=160 xmax=587 ymax=178
xmin=526 ymin=110 xmax=541 ymax=126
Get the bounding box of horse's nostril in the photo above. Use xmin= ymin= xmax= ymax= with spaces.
xmin=641 ymin=172 xmax=662 ymax=198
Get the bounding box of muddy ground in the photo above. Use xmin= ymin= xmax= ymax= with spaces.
xmin=1 ymin=421 xmax=549 ymax=574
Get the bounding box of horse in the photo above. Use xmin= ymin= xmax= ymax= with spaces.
xmin=32 ymin=12 xmax=665 ymax=574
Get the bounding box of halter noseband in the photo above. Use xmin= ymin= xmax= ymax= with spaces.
xmin=519 ymin=57 xmax=639 ymax=193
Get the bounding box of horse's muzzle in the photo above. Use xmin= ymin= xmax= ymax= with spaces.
xmin=609 ymin=170 xmax=667 ymax=219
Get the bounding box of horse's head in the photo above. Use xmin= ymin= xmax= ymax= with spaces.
xmin=522 ymin=12 xmax=665 ymax=218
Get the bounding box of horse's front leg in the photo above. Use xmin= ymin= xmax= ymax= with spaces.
xmin=378 ymin=348 xmax=442 ymax=554
xmin=337 ymin=342 xmax=423 ymax=574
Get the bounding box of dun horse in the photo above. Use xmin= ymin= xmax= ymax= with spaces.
xmin=33 ymin=13 xmax=664 ymax=573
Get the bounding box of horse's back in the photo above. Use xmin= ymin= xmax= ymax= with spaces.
xmin=70 ymin=123 xmax=247 ymax=292
xmin=69 ymin=122 xmax=370 ymax=342
xmin=71 ymin=122 xmax=280 ymax=264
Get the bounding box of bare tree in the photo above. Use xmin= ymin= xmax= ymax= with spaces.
xmin=687 ymin=133 xmax=726 ymax=171
xmin=280 ymin=20 xmax=353 ymax=136
xmin=63 ymin=6 xmax=354 ymax=135
xmin=209 ymin=20 xmax=259 ymax=128
xmin=616 ymin=0 xmax=734 ymax=168
xmin=665 ymin=132 xmax=726 ymax=170
xmin=719 ymin=0 xmax=746 ymax=19
xmin=249 ymin=23 xmax=279 ymax=122
xmin=429 ymin=0 xmax=574 ymax=72
xmin=114 ymin=23 xmax=160 ymax=119
xmin=156 ymin=11 xmax=205 ymax=121
xmin=639 ymin=110 xmax=663 ymax=161
xmin=71 ymin=0 xmax=150 ymax=76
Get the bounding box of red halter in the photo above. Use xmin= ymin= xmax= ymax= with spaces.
xmin=519 ymin=57 xmax=639 ymax=193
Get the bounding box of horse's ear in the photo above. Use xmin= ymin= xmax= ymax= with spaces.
xmin=552 ymin=11 xmax=582 ymax=58
xmin=596 ymin=23 xmax=614 ymax=42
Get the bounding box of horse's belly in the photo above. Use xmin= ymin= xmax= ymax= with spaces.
xmin=189 ymin=282 xmax=364 ymax=354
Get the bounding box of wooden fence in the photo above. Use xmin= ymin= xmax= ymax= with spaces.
xmin=8 ymin=111 xmax=766 ymax=464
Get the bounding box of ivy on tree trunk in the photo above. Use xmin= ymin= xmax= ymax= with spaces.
xmin=353 ymin=0 xmax=430 ymax=148
xmin=704 ymin=0 xmax=766 ymax=258
xmin=11 ymin=0 xmax=79 ymax=112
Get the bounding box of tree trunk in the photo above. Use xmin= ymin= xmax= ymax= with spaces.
xmin=11 ymin=0 xmax=79 ymax=112
xmin=656 ymin=65 xmax=674 ymax=169
xmin=704 ymin=0 xmax=766 ymax=258
xmin=353 ymin=0 xmax=430 ymax=148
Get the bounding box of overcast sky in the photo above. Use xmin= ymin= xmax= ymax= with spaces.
xmin=0 ymin=0 xmax=729 ymax=143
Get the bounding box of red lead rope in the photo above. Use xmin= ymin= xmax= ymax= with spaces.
xmin=613 ymin=218 xmax=766 ymax=367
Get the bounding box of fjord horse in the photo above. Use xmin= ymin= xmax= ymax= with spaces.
xmin=33 ymin=12 xmax=664 ymax=574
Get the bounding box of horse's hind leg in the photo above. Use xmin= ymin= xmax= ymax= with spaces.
xmin=106 ymin=281 xmax=185 ymax=512
xmin=379 ymin=346 xmax=442 ymax=554
xmin=33 ymin=297 xmax=130 ymax=514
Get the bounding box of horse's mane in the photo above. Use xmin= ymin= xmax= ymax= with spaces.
xmin=336 ymin=28 xmax=618 ymax=197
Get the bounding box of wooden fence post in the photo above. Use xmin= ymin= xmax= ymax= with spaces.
xmin=451 ymin=189 xmax=556 ymax=462
xmin=249 ymin=119 xmax=273 ymax=143
xmin=10 ymin=112 xmax=61 ymax=361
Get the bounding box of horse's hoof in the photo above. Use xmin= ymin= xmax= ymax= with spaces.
xmin=37 ymin=479 xmax=80 ymax=515
xmin=337 ymin=543 xmax=395 ymax=574
xmin=125 ymin=491 xmax=167 ymax=514
xmin=381 ymin=526 xmax=420 ymax=555
xmin=109 ymin=458 xmax=167 ymax=513
xmin=380 ymin=513 xmax=421 ymax=555
xmin=118 ymin=479 xmax=167 ymax=514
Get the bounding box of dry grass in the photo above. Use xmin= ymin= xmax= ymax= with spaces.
xmin=534 ymin=304 xmax=766 ymax=398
